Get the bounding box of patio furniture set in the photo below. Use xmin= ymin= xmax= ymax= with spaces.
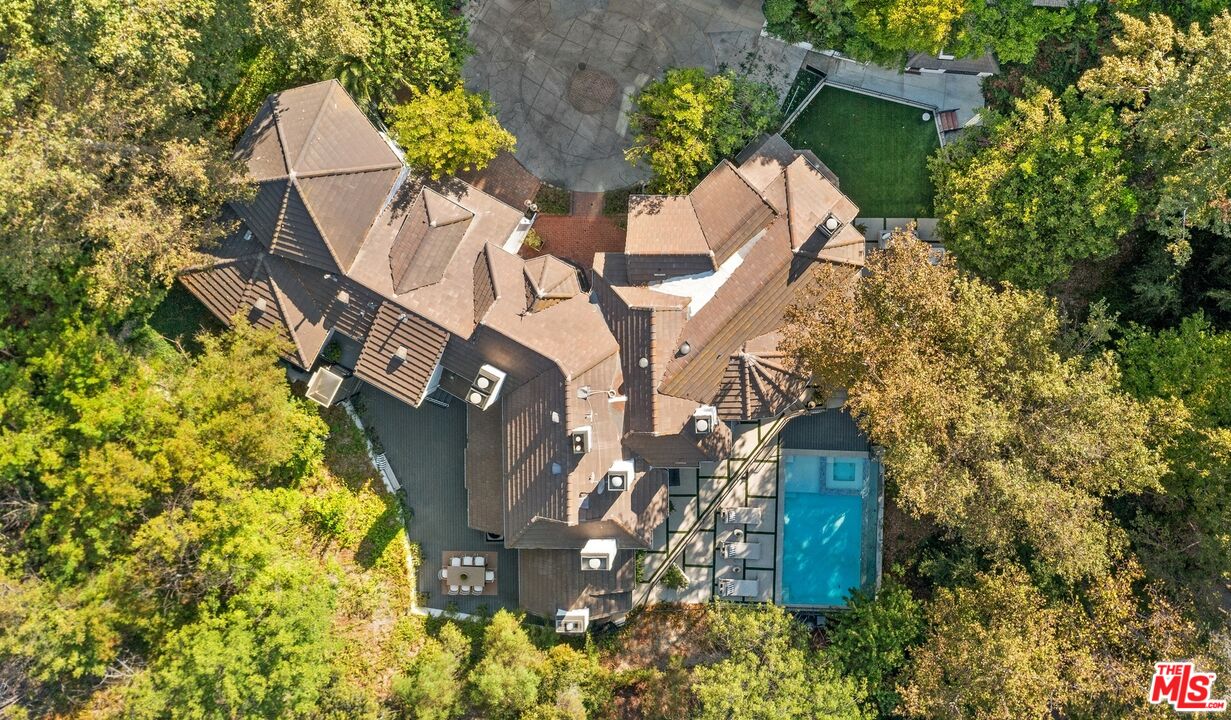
xmin=439 ymin=551 xmax=497 ymax=596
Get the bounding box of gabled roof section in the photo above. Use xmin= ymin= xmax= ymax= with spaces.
xmin=625 ymin=195 xmax=709 ymax=257
xmin=388 ymin=189 xmax=474 ymax=293
xmin=784 ymin=156 xmax=860 ymax=254
xmin=229 ymin=80 xmax=403 ymax=274
xmin=524 ymin=255 xmax=582 ymax=301
xmin=353 ymin=303 xmax=449 ymax=407
xmin=690 ymin=160 xmax=777 ymax=264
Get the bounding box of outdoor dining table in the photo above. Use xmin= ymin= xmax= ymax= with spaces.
xmin=440 ymin=551 xmax=498 ymax=596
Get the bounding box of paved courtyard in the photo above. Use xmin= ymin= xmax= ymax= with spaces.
xmin=464 ymin=0 xmax=806 ymax=191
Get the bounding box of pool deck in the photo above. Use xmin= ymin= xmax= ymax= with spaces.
xmin=640 ymin=408 xmax=881 ymax=608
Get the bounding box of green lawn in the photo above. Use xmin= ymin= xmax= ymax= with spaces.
xmin=784 ymin=86 xmax=940 ymax=218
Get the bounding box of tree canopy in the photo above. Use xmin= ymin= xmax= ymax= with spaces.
xmin=930 ymin=86 xmax=1137 ymax=288
xmin=389 ymin=85 xmax=516 ymax=180
xmin=626 ymin=68 xmax=780 ymax=193
xmin=783 ymin=234 xmax=1167 ymax=582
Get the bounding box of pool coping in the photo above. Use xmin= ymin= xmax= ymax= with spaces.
xmin=775 ymin=447 xmax=885 ymax=611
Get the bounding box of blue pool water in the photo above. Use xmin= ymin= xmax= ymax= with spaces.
xmin=781 ymin=454 xmax=868 ymax=606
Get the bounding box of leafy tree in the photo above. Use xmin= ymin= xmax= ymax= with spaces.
xmin=1079 ymin=11 xmax=1231 ymax=244
xmin=826 ymin=578 xmax=924 ymax=716
xmin=1117 ymin=315 xmax=1231 ymax=619
xmin=393 ymin=624 xmax=469 ymax=720
xmin=124 ymin=560 xmax=338 ymax=719
xmin=783 ymin=235 xmax=1167 ymax=582
xmin=691 ymin=603 xmax=868 ymax=720
xmin=900 ymin=567 xmax=1069 ymax=720
xmin=849 ymin=0 xmax=970 ymax=57
xmin=626 ymin=68 xmax=780 ymax=193
xmin=931 ymin=86 xmax=1137 ymax=288
xmin=467 ymin=609 xmax=545 ymax=718
xmin=389 ymin=85 xmax=515 ymax=180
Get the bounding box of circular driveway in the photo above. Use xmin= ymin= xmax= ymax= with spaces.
xmin=465 ymin=0 xmax=781 ymax=191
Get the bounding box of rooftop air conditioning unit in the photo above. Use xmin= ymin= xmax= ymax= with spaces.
xmin=580 ymin=538 xmax=617 ymax=571
xmin=693 ymin=405 xmax=718 ymax=436
xmin=466 ymin=364 xmax=506 ymax=411
xmin=605 ymin=459 xmax=633 ymax=492
xmin=555 ymin=608 xmax=590 ymax=635
xmin=570 ymin=426 xmax=592 ymax=455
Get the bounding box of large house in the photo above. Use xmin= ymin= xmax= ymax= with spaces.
xmin=181 ymin=80 xmax=866 ymax=631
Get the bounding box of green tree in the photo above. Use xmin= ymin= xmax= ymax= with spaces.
xmin=389 ymin=84 xmax=515 ymax=180
xmin=826 ymin=578 xmax=924 ymax=716
xmin=1117 ymin=315 xmax=1231 ymax=619
xmin=691 ymin=603 xmax=868 ymax=720
xmin=626 ymin=68 xmax=780 ymax=193
xmin=393 ymin=624 xmax=469 ymax=720
xmin=124 ymin=560 xmax=338 ymax=719
xmin=783 ymin=235 xmax=1167 ymax=581
xmin=900 ymin=567 xmax=1068 ymax=720
xmin=1079 ymin=12 xmax=1231 ymax=244
xmin=931 ymin=86 xmax=1137 ymax=288
xmin=467 ymin=610 xmax=545 ymax=718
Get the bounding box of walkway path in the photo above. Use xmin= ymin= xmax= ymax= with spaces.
xmin=804 ymin=51 xmax=985 ymax=126
xmin=465 ymin=0 xmax=806 ymax=191
xmin=522 ymin=192 xmax=626 ymax=269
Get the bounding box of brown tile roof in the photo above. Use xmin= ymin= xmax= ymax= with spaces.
xmin=625 ymin=195 xmax=708 ymax=256
xmin=690 ymin=160 xmax=777 ymax=264
xmin=524 ymin=255 xmax=582 ymax=300
xmin=231 ymin=80 xmax=403 ymax=274
xmin=713 ymin=331 xmax=809 ymax=421
xmin=353 ymin=302 xmax=449 ymax=407
xmin=388 ymin=189 xmax=474 ymax=293
xmin=518 ymin=549 xmax=636 ymax=620
xmin=473 ymin=247 xmax=497 ymax=324
xmin=349 ymin=178 xmax=524 ymax=337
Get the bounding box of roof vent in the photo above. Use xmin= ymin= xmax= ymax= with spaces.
xmin=551 ymin=411 xmax=560 ymax=423
xmin=819 ymin=213 xmax=842 ymax=238
xmin=551 ymin=462 xmax=562 ymax=475
xmin=337 ymin=290 xmax=350 ymax=304
xmin=243 ymin=230 xmax=253 ymax=242
xmin=638 ymin=357 xmax=649 ymax=369
xmin=606 ymin=459 xmax=633 ymax=493
xmin=678 ymin=342 xmax=691 ymax=356
xmin=580 ymin=538 xmax=617 ymax=571
xmin=252 ymin=298 xmax=267 ymax=314
xmin=394 ymin=346 xmax=408 ymax=362
xmin=693 ymin=405 xmax=718 ymax=436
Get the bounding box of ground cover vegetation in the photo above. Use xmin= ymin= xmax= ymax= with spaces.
xmin=2 ymin=0 xmax=1230 ymax=718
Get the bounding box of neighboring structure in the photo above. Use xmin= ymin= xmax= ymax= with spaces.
xmin=181 ymin=81 xmax=865 ymax=632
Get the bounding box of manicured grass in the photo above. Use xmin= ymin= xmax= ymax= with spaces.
xmin=784 ymin=86 xmax=940 ymax=218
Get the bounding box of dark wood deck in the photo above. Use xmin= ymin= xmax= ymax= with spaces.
xmin=358 ymin=386 xmax=519 ymax=614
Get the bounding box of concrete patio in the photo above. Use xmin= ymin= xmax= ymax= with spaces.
xmin=803 ymin=51 xmax=985 ymax=126
xmin=464 ymin=0 xmax=806 ymax=191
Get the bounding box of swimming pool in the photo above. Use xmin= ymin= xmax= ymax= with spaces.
xmin=780 ymin=452 xmax=878 ymax=607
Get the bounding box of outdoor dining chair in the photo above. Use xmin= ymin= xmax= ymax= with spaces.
xmin=463 ymin=556 xmax=475 ymax=566
xmin=485 ymin=570 xmax=495 ymax=582
xmin=448 ymin=585 xmax=459 ymax=595
xmin=450 ymin=557 xmax=461 ymax=567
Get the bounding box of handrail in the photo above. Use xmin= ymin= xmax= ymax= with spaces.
xmin=635 ymin=405 xmax=810 ymax=605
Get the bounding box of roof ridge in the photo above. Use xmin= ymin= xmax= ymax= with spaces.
xmin=287 ymin=179 xmax=347 ymax=271
xmin=295 ymin=162 xmax=403 ymax=180
xmin=289 ymin=81 xmax=337 ymax=173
